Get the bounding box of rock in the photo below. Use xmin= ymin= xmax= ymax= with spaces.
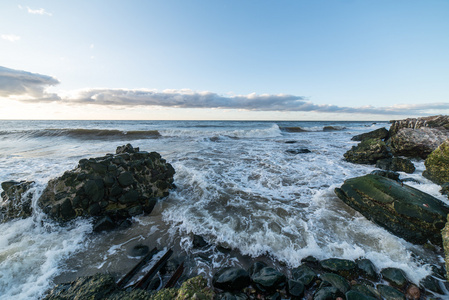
xmin=128 ymin=244 xmax=149 ymax=257
xmin=380 ymin=268 xmax=408 ymax=288
xmin=38 ymin=144 xmax=175 ymax=225
xmin=344 ymin=138 xmax=392 ymax=165
xmin=215 ymin=292 xmax=249 ymax=300
xmin=389 ymin=115 xmax=449 ymax=136
xmin=251 ymin=267 xmax=286 ymax=293
xmin=334 ymin=174 xmax=449 ymax=246
xmin=175 ymin=275 xmax=214 ymax=299
xmin=291 ymin=265 xmax=317 ymax=287
xmin=423 ymin=140 xmax=449 ymax=184
xmin=286 ymin=148 xmax=311 ymax=155
xmin=376 ymin=284 xmax=405 ymax=300
xmin=375 ymin=157 xmax=415 ymax=174
xmin=351 ymin=128 xmax=389 ymax=142
xmin=313 ymin=286 xmax=344 ymax=300
xmin=388 ymin=128 xmax=449 ymax=159
xmin=405 ymin=284 xmax=420 ymax=300
xmin=419 ymin=275 xmax=444 ymax=294
xmin=441 ymin=183 xmax=449 ymax=196
xmin=319 ymin=273 xmax=350 ymax=294
xmin=323 ymin=126 xmax=344 ymax=131
xmin=351 ymin=284 xmax=379 ymax=299
xmin=370 ymin=170 xmax=400 ymax=181
xmin=345 ymin=290 xmax=377 ymax=300
xmin=248 ymin=261 xmax=267 ymax=277
xmin=356 ymin=259 xmax=378 ymax=280
xmin=193 ymin=234 xmax=208 ymax=248
xmin=0 ymin=180 xmax=34 ymax=223
xmin=93 ymin=216 xmax=116 ymax=232
xmin=287 ymin=279 xmax=305 ymax=298
xmin=212 ymin=267 xmax=250 ymax=291
xmin=282 ymin=126 xmax=307 ymax=133
xmin=443 ymin=215 xmax=449 ymax=281
xmin=320 ymin=258 xmax=357 ymax=278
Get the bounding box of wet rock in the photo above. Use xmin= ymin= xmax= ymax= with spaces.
xmin=291 ymin=265 xmax=317 ymax=287
xmin=334 ymin=174 xmax=449 ymax=246
xmin=286 ymin=148 xmax=311 ymax=155
xmin=441 ymin=183 xmax=449 ymax=196
xmin=443 ymin=215 xmax=449 ymax=281
xmin=287 ymin=279 xmax=305 ymax=298
xmin=128 ymin=244 xmax=149 ymax=257
xmin=344 ymin=138 xmax=392 ymax=165
xmin=251 ymin=267 xmax=286 ymax=293
xmin=313 ymin=286 xmax=344 ymax=300
xmin=149 ymin=275 xmax=214 ymax=300
xmin=323 ymin=126 xmax=344 ymax=131
xmin=38 ymin=144 xmax=175 ymax=226
xmin=351 ymin=284 xmax=379 ymax=299
xmin=351 ymin=127 xmax=389 ymax=142
xmin=248 ymin=261 xmax=267 ymax=277
xmin=193 ymin=234 xmax=208 ymax=248
xmin=345 ymin=290 xmax=377 ymax=300
xmin=215 ymin=292 xmax=249 ymax=300
xmin=420 ymin=275 xmax=444 ymax=294
xmin=0 ymin=180 xmax=34 ymax=223
xmin=423 ymin=140 xmax=449 ymax=185
xmin=370 ymin=170 xmax=400 ymax=181
xmin=320 ymin=258 xmax=357 ymax=277
xmin=93 ymin=216 xmax=116 ymax=232
xmin=388 ymin=128 xmax=449 ymax=159
xmin=356 ymin=259 xmax=378 ymax=280
xmin=405 ymin=284 xmax=420 ymax=300
xmin=319 ymin=273 xmax=350 ymax=294
xmin=376 ymin=157 xmax=415 ymax=174
xmin=213 ymin=267 xmax=250 ymax=291
xmin=380 ymin=268 xmax=408 ymax=288
xmin=376 ymin=284 xmax=405 ymax=300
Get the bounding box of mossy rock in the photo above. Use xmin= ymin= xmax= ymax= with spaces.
xmin=423 ymin=140 xmax=449 ymax=185
xmin=344 ymin=138 xmax=392 ymax=165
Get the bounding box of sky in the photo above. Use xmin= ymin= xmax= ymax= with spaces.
xmin=0 ymin=0 xmax=448 ymax=120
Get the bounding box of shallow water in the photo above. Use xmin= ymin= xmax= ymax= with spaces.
xmin=0 ymin=120 xmax=447 ymax=299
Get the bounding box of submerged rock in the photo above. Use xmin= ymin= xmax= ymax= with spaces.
xmin=286 ymin=148 xmax=311 ymax=155
xmin=351 ymin=127 xmax=389 ymax=142
xmin=343 ymin=138 xmax=392 ymax=165
xmin=38 ymin=144 xmax=175 ymax=225
xmin=423 ymin=139 xmax=449 ymax=185
xmin=380 ymin=268 xmax=408 ymax=288
xmin=0 ymin=180 xmax=34 ymax=223
xmin=334 ymin=174 xmax=449 ymax=246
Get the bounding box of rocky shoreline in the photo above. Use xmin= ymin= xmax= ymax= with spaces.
xmin=2 ymin=116 xmax=449 ymax=299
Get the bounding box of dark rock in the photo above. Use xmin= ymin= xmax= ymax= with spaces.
xmin=376 ymin=157 xmax=415 ymax=174
xmin=419 ymin=275 xmax=444 ymax=294
xmin=388 ymin=128 xmax=449 ymax=159
xmin=128 ymin=244 xmax=149 ymax=257
xmin=248 ymin=261 xmax=267 ymax=277
xmin=216 ymin=292 xmax=249 ymax=300
xmin=213 ymin=267 xmax=250 ymax=291
xmin=344 ymin=138 xmax=392 ymax=165
xmin=351 ymin=127 xmax=389 ymax=141
xmin=351 ymin=284 xmax=379 ymax=299
xmin=423 ymin=140 xmax=449 ymax=185
xmin=269 ymin=292 xmax=281 ymax=300
xmin=320 ymin=258 xmax=357 ymax=277
xmin=376 ymin=284 xmax=405 ymax=300
xmin=441 ymin=183 xmax=449 ymax=196
xmin=0 ymin=180 xmax=34 ymax=223
xmin=193 ymin=234 xmax=208 ymax=248
xmin=301 ymin=256 xmax=319 ymax=264
xmin=323 ymin=126 xmax=344 ymax=131
xmin=319 ymin=273 xmax=350 ymax=294
xmin=345 ymin=290 xmax=377 ymax=300
xmin=370 ymin=169 xmax=400 ymax=181
xmin=389 ymin=115 xmax=449 ymax=136
xmin=291 ymin=265 xmax=317 ymax=287
xmin=401 ymin=178 xmax=421 ymax=184
xmin=282 ymin=126 xmax=307 ymax=133
xmin=287 ymin=279 xmax=305 ymax=298
xmin=285 ymin=140 xmax=298 ymax=144
xmin=38 ymin=144 xmax=175 ymax=226
xmin=380 ymin=268 xmax=408 ymax=288
xmin=286 ymin=148 xmax=311 ymax=155
xmin=251 ymin=267 xmax=286 ymax=293
xmin=313 ymin=286 xmax=343 ymax=300
xmin=356 ymin=259 xmax=378 ymax=280
xmin=93 ymin=216 xmax=116 ymax=232
xmin=334 ymin=174 xmax=449 ymax=246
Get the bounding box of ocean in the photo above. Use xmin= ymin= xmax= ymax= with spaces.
xmin=0 ymin=120 xmax=447 ymax=299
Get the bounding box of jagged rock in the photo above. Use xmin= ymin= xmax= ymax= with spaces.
xmin=0 ymin=180 xmax=35 ymax=223
xmin=423 ymin=140 xmax=449 ymax=185
xmin=388 ymin=128 xmax=449 ymax=159
xmin=380 ymin=268 xmax=408 ymax=288
xmin=212 ymin=267 xmax=250 ymax=291
xmin=334 ymin=174 xmax=449 ymax=246
xmin=38 ymin=144 xmax=175 ymax=225
xmin=351 ymin=127 xmax=389 ymax=142
xmin=375 ymin=157 xmax=415 ymax=174
xmin=389 ymin=115 xmax=449 ymax=136
xmin=344 ymin=138 xmax=392 ymax=165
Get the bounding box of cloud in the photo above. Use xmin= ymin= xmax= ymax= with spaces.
xmin=18 ymin=5 xmax=52 ymax=16
xmin=1 ymin=34 xmax=20 ymax=42
xmin=0 ymin=66 xmax=60 ymax=100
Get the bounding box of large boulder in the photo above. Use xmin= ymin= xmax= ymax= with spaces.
xmin=38 ymin=144 xmax=175 ymax=224
xmin=375 ymin=157 xmax=415 ymax=174
xmin=389 ymin=115 xmax=449 ymax=136
xmin=388 ymin=127 xmax=449 ymax=159
xmin=0 ymin=180 xmax=35 ymax=223
xmin=334 ymin=174 xmax=449 ymax=246
xmin=344 ymin=138 xmax=392 ymax=165
xmin=423 ymin=140 xmax=449 ymax=185
xmin=351 ymin=127 xmax=389 ymax=142
xmin=443 ymin=216 xmax=449 ymax=281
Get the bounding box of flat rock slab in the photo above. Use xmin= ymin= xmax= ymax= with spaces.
xmin=335 ymin=174 xmax=449 ymax=246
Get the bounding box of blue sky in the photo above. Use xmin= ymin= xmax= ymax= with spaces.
xmin=0 ymin=0 xmax=448 ymax=120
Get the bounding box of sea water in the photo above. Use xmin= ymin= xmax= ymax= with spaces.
xmin=0 ymin=120 xmax=447 ymax=299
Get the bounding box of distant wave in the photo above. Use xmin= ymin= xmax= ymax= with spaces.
xmin=0 ymin=129 xmax=161 ymax=140
xmin=160 ymin=124 xmax=283 ymax=139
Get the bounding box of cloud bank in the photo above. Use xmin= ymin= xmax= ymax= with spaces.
xmin=0 ymin=66 xmax=447 ymax=116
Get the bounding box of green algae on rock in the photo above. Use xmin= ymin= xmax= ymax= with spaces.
xmin=423 ymin=139 xmax=449 ymax=185
xmin=343 ymin=138 xmax=392 ymax=165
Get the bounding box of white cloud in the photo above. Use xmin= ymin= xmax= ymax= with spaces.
xmin=0 ymin=66 xmax=60 ymax=100
xmin=1 ymin=34 xmax=21 ymax=42
xmin=19 ymin=5 xmax=52 ymax=16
